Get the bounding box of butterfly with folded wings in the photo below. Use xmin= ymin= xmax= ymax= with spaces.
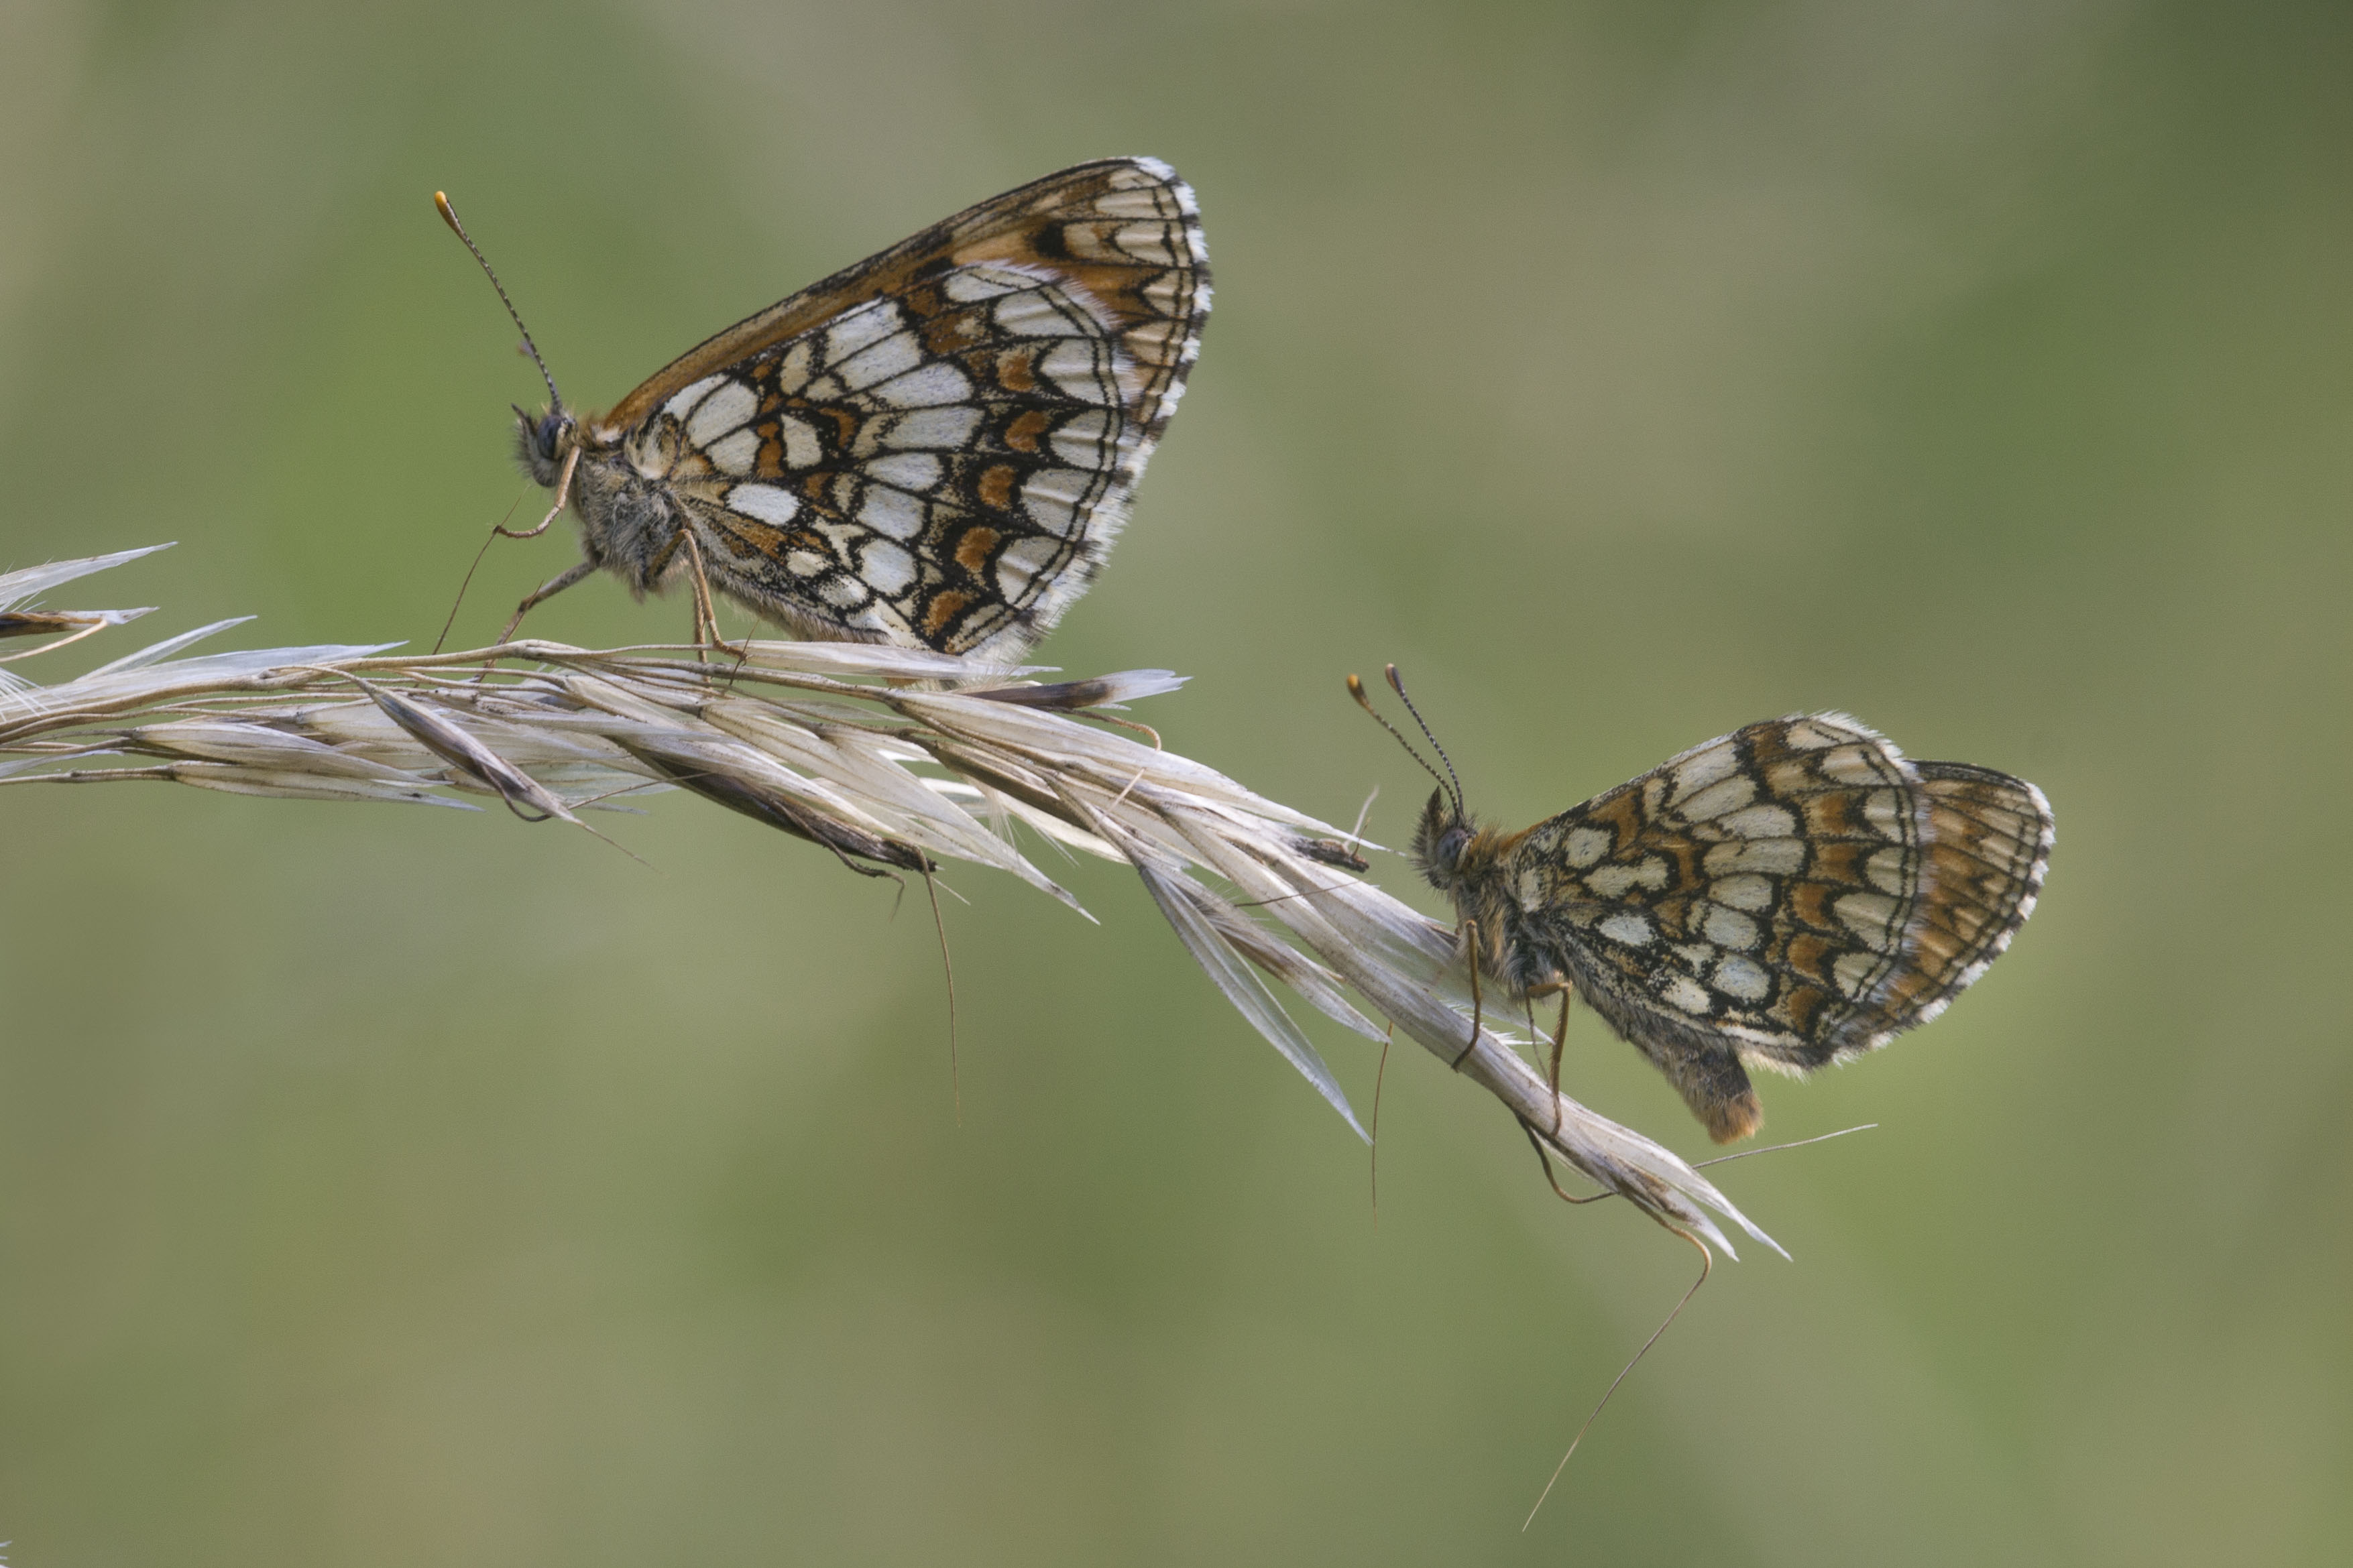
xmin=1355 ymin=672 xmax=2053 ymax=1142
xmin=439 ymin=158 xmax=1209 ymax=660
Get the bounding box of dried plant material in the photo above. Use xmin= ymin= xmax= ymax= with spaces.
xmin=0 ymin=544 xmax=171 ymax=674
xmin=0 ymin=546 xmax=1778 ymax=1256
xmin=0 ymin=542 xmax=174 ymax=608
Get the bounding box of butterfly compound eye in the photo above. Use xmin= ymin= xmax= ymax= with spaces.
xmin=508 ymin=406 xmax=571 ymax=487
xmin=1430 ymin=826 xmax=1469 ymax=871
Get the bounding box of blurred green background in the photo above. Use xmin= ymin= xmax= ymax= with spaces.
xmin=1 ymin=1 xmax=2345 ymax=1562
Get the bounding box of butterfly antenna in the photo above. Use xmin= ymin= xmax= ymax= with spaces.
xmin=435 ymin=191 xmax=563 ymax=412
xmin=1348 ymin=672 xmax=1454 ymax=806
xmin=1382 ymin=664 xmax=1465 ymax=818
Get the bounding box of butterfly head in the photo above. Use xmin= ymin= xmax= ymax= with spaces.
xmin=513 ymin=404 xmax=578 ymax=489
xmin=1409 ymin=786 xmax=1481 ymax=897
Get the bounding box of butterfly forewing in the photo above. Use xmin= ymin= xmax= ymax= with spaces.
xmin=580 ymin=159 xmax=1208 ymax=660
xmin=1511 ymin=714 xmax=2049 ymax=1072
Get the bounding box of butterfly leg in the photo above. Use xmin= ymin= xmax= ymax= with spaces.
xmin=1518 ymin=1117 xmax=1608 ymax=1204
xmin=498 ymin=558 xmax=597 ymax=644
xmin=679 ymin=529 xmax=729 ymax=660
xmin=1521 ymin=979 xmax=1575 ymax=1136
xmin=499 ymin=444 xmax=579 ymax=540
xmin=1451 ymin=918 xmax=1484 ymax=1069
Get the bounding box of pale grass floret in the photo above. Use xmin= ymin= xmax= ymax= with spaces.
xmin=0 ymin=546 xmax=1781 ymax=1258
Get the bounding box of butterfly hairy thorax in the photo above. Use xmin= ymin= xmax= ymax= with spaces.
xmin=1354 ymin=670 xmax=2053 ymax=1143
xmin=441 ymin=159 xmax=1210 ymax=660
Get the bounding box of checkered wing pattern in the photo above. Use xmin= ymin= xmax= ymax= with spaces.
xmin=589 ymin=158 xmax=1208 ymax=660
xmin=1906 ymin=760 xmax=2054 ymax=1023
xmin=1508 ymin=714 xmax=2051 ymax=1071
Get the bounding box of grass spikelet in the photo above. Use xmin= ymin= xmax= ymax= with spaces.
xmin=0 ymin=546 xmax=1778 ymax=1254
